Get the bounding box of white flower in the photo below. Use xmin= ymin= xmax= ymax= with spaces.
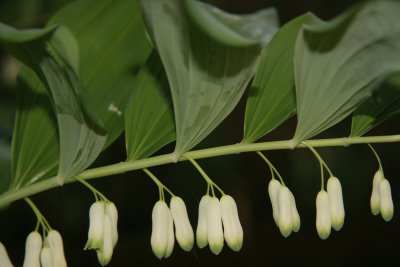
xmin=97 ymin=215 xmax=113 ymax=266
xmin=288 ymin=190 xmax=301 ymax=233
xmin=170 ymin=196 xmax=194 ymax=251
xmin=278 ymin=186 xmax=293 ymax=237
xmin=207 ymin=197 xmax=224 ymax=255
xmin=23 ymin=231 xmax=42 ymax=267
xmin=151 ymin=201 xmax=174 ymax=259
xmin=46 ymin=230 xmax=67 ymax=267
xmin=268 ymin=179 xmax=281 ymax=226
xmin=40 ymin=247 xmax=53 ymax=267
xmin=220 ymin=195 xmax=243 ymax=252
xmin=85 ymin=201 xmax=105 ymax=250
xmin=196 ymin=195 xmax=210 ymax=249
xmin=370 ymin=170 xmax=383 ymax=215
xmin=379 ymin=178 xmax=394 ymax=222
xmin=105 ymin=202 xmax=118 ymax=248
xmin=327 ymin=176 xmax=345 ymax=231
xmin=316 ymin=190 xmax=331 ymax=240
xmin=0 ymin=242 xmax=14 ymax=267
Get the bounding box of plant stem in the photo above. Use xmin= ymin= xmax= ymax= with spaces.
xmin=256 ymin=151 xmax=285 ymax=185
xmin=1 ymin=134 xmax=400 ymax=208
xmin=367 ymin=144 xmax=383 ymax=173
xmin=302 ymin=141 xmax=334 ymax=177
xmin=143 ymin=169 xmax=175 ymax=198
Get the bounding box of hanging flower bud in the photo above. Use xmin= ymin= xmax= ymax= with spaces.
xmin=0 ymin=242 xmax=14 ymax=267
xmin=370 ymin=170 xmax=383 ymax=215
xmin=327 ymin=177 xmax=345 ymax=231
xmin=207 ymin=197 xmax=224 ymax=255
xmin=220 ymin=195 xmax=243 ymax=252
xmin=288 ymin=190 xmax=301 ymax=233
xmin=316 ymin=190 xmax=331 ymax=240
xmin=97 ymin=215 xmax=114 ymax=266
xmin=170 ymin=196 xmax=194 ymax=251
xmin=196 ymin=195 xmax=210 ymax=249
xmin=23 ymin=231 xmax=42 ymax=267
xmin=46 ymin=230 xmax=67 ymax=267
xmin=278 ymin=186 xmax=293 ymax=237
xmin=85 ymin=201 xmax=105 ymax=250
xmin=164 ymin=209 xmax=174 ymax=259
xmin=40 ymin=247 xmax=53 ymax=267
xmin=379 ymin=178 xmax=394 ymax=222
xmin=268 ymin=179 xmax=281 ymax=226
xmin=105 ymin=202 xmax=118 ymax=248
xmin=151 ymin=201 xmax=174 ymax=259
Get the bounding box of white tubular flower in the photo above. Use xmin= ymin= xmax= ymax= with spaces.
xmin=23 ymin=231 xmax=42 ymax=267
xmin=327 ymin=177 xmax=345 ymax=231
xmin=379 ymin=178 xmax=394 ymax=222
xmin=40 ymin=247 xmax=53 ymax=267
xmin=170 ymin=196 xmax=194 ymax=251
xmin=316 ymin=190 xmax=331 ymax=240
xmin=370 ymin=170 xmax=383 ymax=215
xmin=97 ymin=215 xmax=114 ymax=266
xmin=151 ymin=201 xmax=174 ymax=259
xmin=268 ymin=179 xmax=281 ymax=226
xmin=196 ymin=195 xmax=210 ymax=249
xmin=105 ymin=202 xmax=118 ymax=248
xmin=164 ymin=209 xmax=174 ymax=259
xmin=85 ymin=201 xmax=105 ymax=250
xmin=0 ymin=242 xmax=14 ymax=267
xmin=207 ymin=197 xmax=224 ymax=255
xmin=288 ymin=190 xmax=301 ymax=233
xmin=278 ymin=186 xmax=293 ymax=238
xmin=47 ymin=230 xmax=67 ymax=267
xmin=220 ymin=195 xmax=243 ymax=252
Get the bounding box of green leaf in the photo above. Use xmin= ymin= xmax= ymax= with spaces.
xmin=140 ymin=0 xmax=279 ymax=160
xmin=183 ymin=0 xmax=278 ymax=47
xmin=351 ymin=74 xmax=400 ymax=136
xmin=292 ymin=0 xmax=400 ymax=146
xmin=243 ymin=13 xmax=316 ymax=143
xmin=48 ymin=0 xmax=153 ymax=147
xmin=0 ymin=23 xmax=107 ymax=183
xmin=125 ymin=53 xmax=175 ymax=160
xmin=11 ymin=68 xmax=59 ymax=189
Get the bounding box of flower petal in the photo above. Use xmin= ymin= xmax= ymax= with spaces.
xmin=220 ymin=195 xmax=243 ymax=252
xmin=316 ymin=190 xmax=331 ymax=240
xmin=370 ymin=170 xmax=383 ymax=215
xmin=268 ymin=179 xmax=281 ymax=226
xmin=97 ymin=215 xmax=114 ymax=266
xmin=105 ymin=202 xmax=118 ymax=248
xmin=207 ymin=197 xmax=224 ymax=255
xmin=39 ymin=247 xmax=53 ymax=267
xmin=288 ymin=190 xmax=301 ymax=233
xmin=164 ymin=208 xmax=175 ymax=258
xmin=85 ymin=201 xmax=105 ymax=250
xmin=170 ymin=196 xmax=194 ymax=251
xmin=196 ymin=195 xmax=210 ymax=249
xmin=46 ymin=230 xmax=67 ymax=267
xmin=379 ymin=178 xmax=394 ymax=222
xmin=327 ymin=177 xmax=345 ymax=231
xmin=278 ymin=186 xmax=293 ymax=237
xmin=151 ymin=201 xmax=171 ymax=259
xmin=0 ymin=242 xmax=14 ymax=267
xmin=23 ymin=231 xmax=42 ymax=267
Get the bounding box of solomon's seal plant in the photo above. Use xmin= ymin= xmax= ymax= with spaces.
xmin=0 ymin=0 xmax=400 ymax=265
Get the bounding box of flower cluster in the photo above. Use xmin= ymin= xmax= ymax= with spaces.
xmin=316 ymin=176 xmax=345 ymax=239
xmin=85 ymin=201 xmax=118 ymax=266
xmin=22 ymin=230 xmax=67 ymax=267
xmin=370 ymin=170 xmax=394 ymax=221
xmin=268 ymin=180 xmax=300 ymax=237
xmin=196 ymin=195 xmax=243 ymax=254
xmin=151 ymin=196 xmax=194 ymax=259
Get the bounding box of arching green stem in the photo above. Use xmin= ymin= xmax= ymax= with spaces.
xmin=367 ymin=144 xmax=384 ymax=175
xmin=143 ymin=168 xmax=175 ymax=198
xmin=256 ymin=151 xmax=284 ymax=185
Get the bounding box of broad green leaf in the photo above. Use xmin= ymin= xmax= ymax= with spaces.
xmin=183 ymin=0 xmax=278 ymax=47
xmin=0 ymin=23 xmax=107 ymax=183
xmin=49 ymin=0 xmax=153 ymax=147
xmin=243 ymin=13 xmax=316 ymax=143
xmin=125 ymin=53 xmax=175 ymax=160
xmin=11 ymin=68 xmax=59 ymax=189
xmin=351 ymin=74 xmax=400 ymax=136
xmin=292 ymin=0 xmax=400 ymax=146
xmin=140 ymin=0 xmax=279 ymax=160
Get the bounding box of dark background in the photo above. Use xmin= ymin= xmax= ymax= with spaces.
xmin=1 ymin=0 xmax=400 ymax=266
